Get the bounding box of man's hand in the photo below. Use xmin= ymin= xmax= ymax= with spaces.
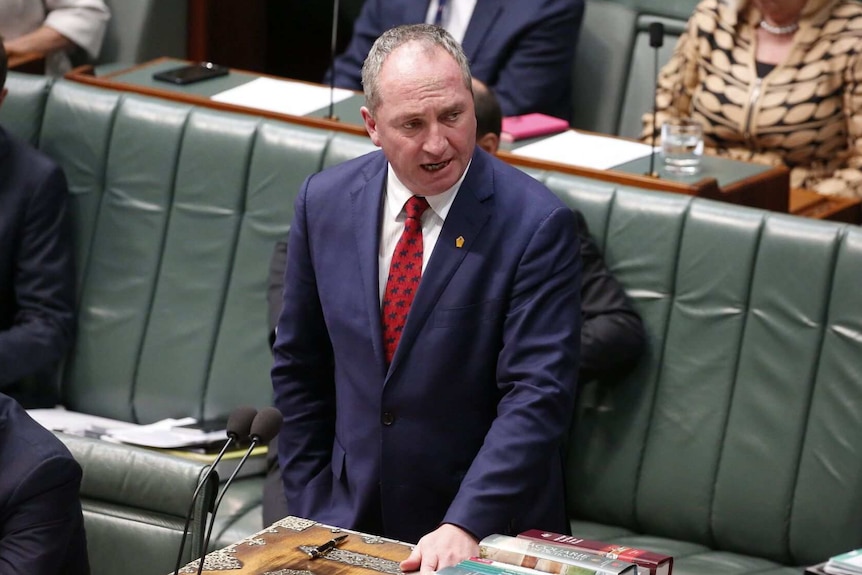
xmin=400 ymin=523 xmax=479 ymax=574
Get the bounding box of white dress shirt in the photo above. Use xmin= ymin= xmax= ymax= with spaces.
xmin=378 ymin=162 xmax=470 ymax=305
xmin=425 ymin=0 xmax=478 ymax=44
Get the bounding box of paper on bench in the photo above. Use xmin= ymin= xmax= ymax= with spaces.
xmin=211 ymin=77 xmax=355 ymax=116
xmin=511 ymin=130 xmax=653 ymax=170
xmin=28 ymin=407 xmax=225 ymax=448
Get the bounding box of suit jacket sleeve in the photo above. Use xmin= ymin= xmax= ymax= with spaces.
xmin=271 ymin=176 xmax=337 ymax=511
xmin=0 ymin=454 xmax=85 ymax=575
xmin=0 ymin=164 xmax=75 ymax=388
xmin=326 ymin=0 xmax=388 ymax=89
xmin=443 ymin=204 xmax=581 ymax=538
xmin=489 ymin=0 xmax=585 ymax=119
xmin=576 ymin=210 xmax=645 ymax=381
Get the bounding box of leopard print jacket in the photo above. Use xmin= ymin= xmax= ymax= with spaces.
xmin=644 ymin=0 xmax=862 ymax=197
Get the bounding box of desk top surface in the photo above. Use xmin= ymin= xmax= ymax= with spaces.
xmin=75 ymin=58 xmax=786 ymax=207
xmin=181 ymin=516 xmax=412 ymax=575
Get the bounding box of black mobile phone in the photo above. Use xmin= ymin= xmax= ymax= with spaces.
xmin=152 ymin=62 xmax=230 ymax=85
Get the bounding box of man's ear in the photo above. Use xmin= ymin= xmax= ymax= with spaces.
xmin=477 ymin=132 xmax=500 ymax=155
xmin=360 ymin=106 xmax=381 ymax=147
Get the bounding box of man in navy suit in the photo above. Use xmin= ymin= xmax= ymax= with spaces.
xmin=327 ymin=0 xmax=585 ymax=121
xmin=0 ymin=392 xmax=90 ymax=574
xmin=273 ymin=24 xmax=581 ymax=572
xmin=0 ymin=43 xmax=76 ymax=408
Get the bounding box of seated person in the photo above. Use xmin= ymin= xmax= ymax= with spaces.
xmin=326 ymin=0 xmax=585 ymax=121
xmin=644 ymin=0 xmax=862 ymax=198
xmin=0 ymin=0 xmax=110 ymax=76
xmin=261 ymin=78 xmax=646 ymax=528
xmin=0 ymin=42 xmax=76 ymax=408
xmin=0 ymin=392 xmax=90 ymax=574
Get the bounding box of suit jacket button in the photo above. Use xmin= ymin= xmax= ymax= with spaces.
xmin=381 ymin=412 xmax=395 ymax=426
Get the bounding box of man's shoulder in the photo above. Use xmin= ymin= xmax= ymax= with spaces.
xmin=0 ymin=127 xmax=65 ymax=193
xmin=0 ymin=396 xmax=78 ymax=475
xmin=305 ymin=149 xmax=385 ymax=194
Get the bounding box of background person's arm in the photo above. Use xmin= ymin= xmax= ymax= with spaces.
xmin=0 ymin=166 xmax=75 ymax=388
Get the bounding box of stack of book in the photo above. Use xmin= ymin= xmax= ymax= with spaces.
xmin=824 ymin=550 xmax=862 ymax=575
xmin=438 ymin=532 xmax=673 ymax=575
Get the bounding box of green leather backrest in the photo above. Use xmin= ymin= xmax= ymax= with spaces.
xmin=35 ymin=80 xmax=334 ymax=423
xmin=571 ymin=0 xmax=697 ymax=137
xmin=0 ymin=72 xmax=52 ymax=145
xmin=59 ymin=434 xmax=216 ymax=575
xmin=100 ymin=0 xmax=187 ymax=65
xmin=546 ymin=171 xmax=862 ymax=565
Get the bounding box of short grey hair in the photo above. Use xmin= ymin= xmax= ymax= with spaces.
xmin=361 ymin=24 xmax=473 ymax=112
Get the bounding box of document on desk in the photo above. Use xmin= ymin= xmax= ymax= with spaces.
xmin=211 ymin=77 xmax=355 ymax=116
xmin=511 ymin=130 xmax=653 ymax=170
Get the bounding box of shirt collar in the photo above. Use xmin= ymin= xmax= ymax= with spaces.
xmin=384 ymin=160 xmax=471 ymax=222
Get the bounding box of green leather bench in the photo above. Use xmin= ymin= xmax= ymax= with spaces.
xmin=3 ymin=72 xmax=862 ymax=575
xmin=571 ymin=0 xmax=698 ymax=137
xmin=58 ymin=434 xmax=216 ymax=575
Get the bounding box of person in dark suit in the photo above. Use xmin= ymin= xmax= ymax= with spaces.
xmin=0 ymin=392 xmax=90 ymax=574
xmin=0 ymin=41 xmax=76 ymax=408
xmin=261 ymin=76 xmax=645 ymax=531
xmin=273 ymin=24 xmax=581 ymax=572
xmin=327 ymin=0 xmax=585 ymax=121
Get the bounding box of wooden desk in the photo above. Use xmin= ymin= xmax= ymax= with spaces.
xmin=179 ymin=517 xmax=411 ymax=575
xmin=66 ymin=58 xmax=793 ymax=218
xmin=790 ymin=188 xmax=861 ymax=224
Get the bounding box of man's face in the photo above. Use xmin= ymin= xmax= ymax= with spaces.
xmin=361 ymin=42 xmax=477 ymax=196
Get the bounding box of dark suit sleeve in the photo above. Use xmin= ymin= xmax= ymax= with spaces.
xmin=444 ymin=205 xmax=581 ymax=538
xmin=0 ymin=455 xmax=86 ymax=575
xmin=272 ymin=176 xmax=337 ymax=516
xmin=0 ymin=165 xmax=75 ymax=387
xmin=576 ymin=211 xmax=645 ymax=381
xmin=326 ymin=0 xmax=387 ymax=89
xmin=489 ymin=0 xmax=585 ymax=119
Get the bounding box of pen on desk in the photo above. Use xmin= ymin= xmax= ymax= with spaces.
xmin=307 ymin=534 xmax=348 ymax=559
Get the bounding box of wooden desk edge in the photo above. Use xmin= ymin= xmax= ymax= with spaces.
xmin=65 ymin=60 xmax=370 ymax=138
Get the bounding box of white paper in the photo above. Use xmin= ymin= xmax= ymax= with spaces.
xmin=211 ymin=77 xmax=355 ymax=116
xmin=28 ymin=407 xmax=224 ymax=448
xmin=511 ymin=130 xmax=653 ymax=170
xmin=28 ymin=407 xmax=136 ymax=436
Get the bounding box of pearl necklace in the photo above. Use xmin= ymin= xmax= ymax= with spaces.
xmin=759 ymin=19 xmax=799 ymax=35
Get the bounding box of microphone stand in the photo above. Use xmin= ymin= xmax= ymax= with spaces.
xmin=327 ymin=0 xmax=341 ymax=121
xmin=647 ymin=22 xmax=664 ymax=178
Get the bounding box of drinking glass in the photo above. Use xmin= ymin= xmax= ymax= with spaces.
xmin=661 ymin=117 xmax=704 ymax=175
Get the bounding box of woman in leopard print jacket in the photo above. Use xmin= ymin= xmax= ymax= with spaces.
xmin=645 ymin=0 xmax=862 ymax=197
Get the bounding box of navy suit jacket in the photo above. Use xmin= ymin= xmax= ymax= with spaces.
xmin=328 ymin=0 xmax=585 ymax=121
xmin=0 ymin=127 xmax=75 ymax=408
xmin=0 ymin=393 xmax=90 ymax=574
xmin=272 ymin=148 xmax=581 ymax=543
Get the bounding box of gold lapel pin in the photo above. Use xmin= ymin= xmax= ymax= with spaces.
xmin=456 ymin=236 xmax=465 ymax=248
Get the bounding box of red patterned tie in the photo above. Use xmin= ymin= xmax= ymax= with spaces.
xmin=382 ymin=196 xmax=429 ymax=364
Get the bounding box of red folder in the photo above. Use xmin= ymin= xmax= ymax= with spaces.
xmin=501 ymin=113 xmax=570 ymax=141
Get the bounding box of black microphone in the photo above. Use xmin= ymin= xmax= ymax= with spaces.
xmin=647 ymin=21 xmax=664 ymax=178
xmin=194 ymin=407 xmax=283 ymax=575
xmin=327 ymin=0 xmax=341 ymax=121
xmin=172 ymin=406 xmax=257 ymax=575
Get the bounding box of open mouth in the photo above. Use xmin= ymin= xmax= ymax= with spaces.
xmin=422 ymin=160 xmax=450 ymax=172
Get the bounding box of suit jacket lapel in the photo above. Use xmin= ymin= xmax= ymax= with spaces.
xmin=461 ymin=0 xmax=504 ymax=60
xmin=351 ymin=156 xmax=388 ymax=371
xmin=387 ymin=149 xmax=494 ymax=376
